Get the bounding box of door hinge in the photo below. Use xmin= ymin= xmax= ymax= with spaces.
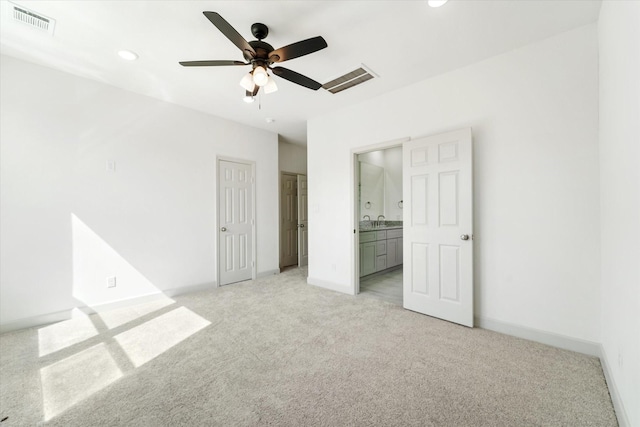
xmin=252 ymin=261 xmax=255 ymax=267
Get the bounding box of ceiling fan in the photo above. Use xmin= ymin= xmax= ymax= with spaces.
xmin=179 ymin=12 xmax=328 ymax=99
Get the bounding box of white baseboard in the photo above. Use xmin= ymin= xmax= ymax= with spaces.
xmin=474 ymin=316 xmax=600 ymax=357
xmin=598 ymin=344 xmax=630 ymax=427
xmin=0 ymin=282 xmax=219 ymax=334
xmin=257 ymin=269 xmax=280 ymax=279
xmin=307 ymin=277 xmax=354 ymax=295
xmin=474 ymin=316 xmax=631 ymax=424
xmin=79 ymin=292 xmax=172 ymax=315
xmin=0 ymin=309 xmax=75 ymax=334
xmin=163 ymin=281 xmax=217 ymax=297
xmin=0 ymin=292 xmax=168 ymax=334
xmin=0 ymin=273 xmax=288 ymax=334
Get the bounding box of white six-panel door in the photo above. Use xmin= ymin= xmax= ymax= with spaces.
xmin=281 ymin=173 xmax=298 ymax=268
xmin=297 ymin=175 xmax=309 ymax=267
xmin=219 ymin=160 xmax=254 ymax=286
xmin=403 ymin=129 xmax=473 ymax=327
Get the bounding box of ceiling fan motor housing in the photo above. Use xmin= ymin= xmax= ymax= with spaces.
xmin=245 ymin=40 xmax=277 ymax=65
xmin=251 ymin=23 xmax=269 ymax=40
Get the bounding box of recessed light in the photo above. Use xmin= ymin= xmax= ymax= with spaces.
xmin=265 ymin=118 xmax=275 ymax=123
xmin=428 ymin=0 xmax=449 ymax=7
xmin=117 ymin=50 xmax=139 ymax=61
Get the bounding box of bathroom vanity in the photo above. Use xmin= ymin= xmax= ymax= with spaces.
xmin=359 ymin=226 xmax=403 ymax=277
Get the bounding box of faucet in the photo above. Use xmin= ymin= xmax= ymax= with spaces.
xmin=363 ymin=215 xmax=370 ymax=221
xmin=376 ymin=215 xmax=385 ymax=227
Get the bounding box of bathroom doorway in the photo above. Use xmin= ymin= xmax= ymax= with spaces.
xmin=352 ymin=129 xmax=474 ymax=326
xmin=355 ymin=145 xmax=404 ymax=305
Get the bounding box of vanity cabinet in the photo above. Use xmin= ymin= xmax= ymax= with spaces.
xmin=386 ymin=229 xmax=403 ymax=269
xmin=359 ymin=228 xmax=403 ymax=277
xmin=360 ymin=241 xmax=377 ymax=276
xmin=387 ymin=238 xmax=398 ymax=268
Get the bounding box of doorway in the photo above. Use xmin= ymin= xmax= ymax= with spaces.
xmin=355 ymin=146 xmax=404 ymax=305
xmin=280 ymin=172 xmax=308 ymax=270
xmin=352 ymin=129 xmax=474 ymax=327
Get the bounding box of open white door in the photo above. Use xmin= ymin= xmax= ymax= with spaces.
xmin=403 ymin=129 xmax=473 ymax=327
xmin=280 ymin=173 xmax=298 ymax=268
xmin=219 ymin=160 xmax=254 ymax=286
xmin=297 ymin=175 xmax=308 ymax=267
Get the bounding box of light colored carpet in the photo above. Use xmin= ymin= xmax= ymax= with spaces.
xmin=0 ymin=267 xmax=617 ymax=426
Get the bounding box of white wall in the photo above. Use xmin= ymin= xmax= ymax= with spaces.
xmin=308 ymin=24 xmax=600 ymax=342
xmin=598 ymin=2 xmax=640 ymax=425
xmin=278 ymin=139 xmax=307 ymax=175
xmin=0 ymin=55 xmax=279 ymax=327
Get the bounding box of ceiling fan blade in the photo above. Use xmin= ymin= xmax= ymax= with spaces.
xmin=272 ymin=67 xmax=323 ymax=90
xmin=247 ymin=86 xmax=259 ymax=97
xmin=269 ymin=36 xmax=327 ymax=63
xmin=203 ymin=12 xmax=256 ymax=57
xmin=179 ymin=60 xmax=247 ymax=67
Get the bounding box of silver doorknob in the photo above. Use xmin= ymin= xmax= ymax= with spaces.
xmin=298 ymin=224 xmax=305 ymax=228
xmin=221 ymin=227 xmax=227 ymax=232
xmin=460 ymin=234 xmax=470 ymax=240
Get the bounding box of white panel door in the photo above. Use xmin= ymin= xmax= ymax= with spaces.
xmin=219 ymin=160 xmax=254 ymax=286
xmin=297 ymin=175 xmax=308 ymax=267
xmin=280 ymin=173 xmax=298 ymax=268
xmin=403 ymin=129 xmax=473 ymax=327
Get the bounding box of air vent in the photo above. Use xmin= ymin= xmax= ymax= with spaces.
xmin=10 ymin=2 xmax=56 ymax=35
xmin=322 ymin=65 xmax=377 ymax=94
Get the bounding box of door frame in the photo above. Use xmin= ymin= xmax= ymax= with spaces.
xmin=296 ymin=174 xmax=308 ymax=267
xmin=279 ymin=171 xmax=300 ymax=269
xmin=350 ymin=137 xmax=410 ymax=295
xmin=216 ymin=156 xmax=257 ymax=287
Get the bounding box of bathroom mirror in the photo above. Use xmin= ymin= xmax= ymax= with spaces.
xmin=358 ymin=146 xmax=403 ymax=221
xmin=359 ymin=162 xmax=384 ymax=218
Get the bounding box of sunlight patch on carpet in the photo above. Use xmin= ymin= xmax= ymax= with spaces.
xmin=114 ymin=307 xmax=210 ymax=368
xmin=38 ymin=308 xmax=98 ymax=357
xmin=96 ymin=296 xmax=175 ymax=329
xmin=40 ymin=343 xmax=122 ymax=421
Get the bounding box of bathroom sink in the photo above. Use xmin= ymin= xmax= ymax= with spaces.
xmin=359 ymin=222 xmax=403 ymax=231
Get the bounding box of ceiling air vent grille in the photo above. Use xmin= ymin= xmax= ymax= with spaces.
xmin=10 ymin=2 xmax=56 ymax=34
xmin=322 ymin=65 xmax=376 ymax=94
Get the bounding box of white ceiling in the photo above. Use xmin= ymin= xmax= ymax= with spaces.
xmin=0 ymin=0 xmax=601 ymax=145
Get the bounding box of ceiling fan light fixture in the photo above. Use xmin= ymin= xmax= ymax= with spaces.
xmin=264 ymin=76 xmax=278 ymax=94
xmin=239 ymin=73 xmax=256 ymax=91
xmin=252 ymin=66 xmax=269 ymax=87
xmin=427 ymin=0 xmax=449 ymax=7
xmin=243 ymin=95 xmax=255 ymax=103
